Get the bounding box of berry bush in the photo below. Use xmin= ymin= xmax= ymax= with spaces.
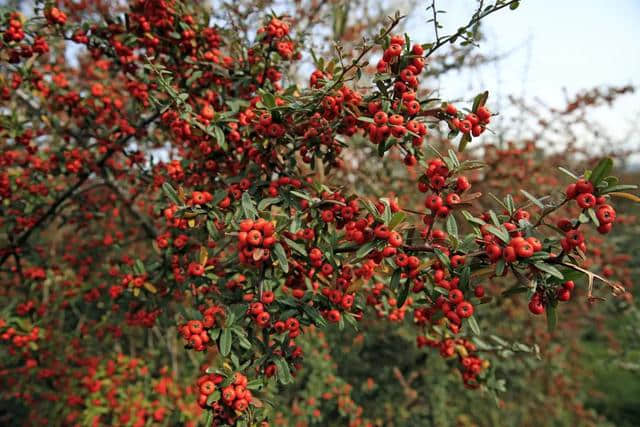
xmin=0 ymin=1 xmax=638 ymax=426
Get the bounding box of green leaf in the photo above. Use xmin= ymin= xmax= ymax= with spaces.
xmin=231 ymin=328 xmax=252 ymax=349
xmin=504 ymin=195 xmax=515 ymax=213
xmin=206 ymin=390 xmax=221 ymax=406
xmin=390 ymin=268 xmax=401 ymax=290
xmin=446 ymin=214 xmax=458 ymax=238
xmin=289 ymin=190 xmax=312 ymax=201
xmin=273 ymin=243 xmax=289 ymax=273
xmin=213 ymin=126 xmax=227 ymax=151
xmin=467 ymin=315 xmax=481 ymax=335
xmin=303 ymin=305 xmax=328 ymax=328
xmin=283 ymin=237 xmax=308 ymax=256
xmin=355 ymin=241 xmax=375 ymax=260
xmin=601 ymin=184 xmax=639 ymax=194
xmin=246 ymin=379 xmax=264 ymax=390
xmin=258 ymin=197 xmax=281 ymax=210
xmin=357 ymin=116 xmax=375 ymax=124
xmin=434 ymin=248 xmax=450 ymax=268
xmin=458 ymin=132 xmax=471 ymax=152
xmin=589 ymin=157 xmax=613 ymax=185
xmin=388 ymin=212 xmax=406 ymax=229
xmin=461 ymin=209 xmax=486 ymax=226
xmin=241 ymin=192 xmax=258 ymax=219
xmin=534 ymin=262 xmax=564 ymax=280
xmin=219 ymin=328 xmax=232 ymax=356
xmin=274 ymin=356 xmax=294 ymax=384
xmin=546 ymin=304 xmax=557 ymax=333
xmin=485 ymin=225 xmax=509 ymax=244
xmin=162 ymin=182 xmax=181 ymax=205
xmin=186 ymin=70 xmax=203 ymax=87
xmin=472 ymin=91 xmax=489 ymax=112
xmin=397 ymin=281 xmax=409 ymax=308
xmin=558 ymin=166 xmax=579 ymax=180
xmin=488 ymin=210 xmax=500 ymax=226
xmin=133 ymin=259 xmax=145 ymax=275
xmin=203 ymin=408 xmax=214 ymax=427
xmin=587 ymin=208 xmax=600 ymax=227
xmin=447 ymin=149 xmax=461 ymax=168
xmin=509 ymin=1 xmax=520 ymax=10
xmin=520 ymin=189 xmax=545 ymax=209
xmin=378 ymin=139 xmax=387 ymax=157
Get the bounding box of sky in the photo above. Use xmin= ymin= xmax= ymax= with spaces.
xmin=402 ymin=0 xmax=640 ymax=156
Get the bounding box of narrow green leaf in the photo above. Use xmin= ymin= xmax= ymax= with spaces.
xmin=472 ymin=91 xmax=489 ymax=112
xmin=485 ymin=225 xmax=509 ymax=244
xmin=534 ymin=262 xmax=564 ymax=280
xmin=203 ymin=407 xmax=214 ymax=426
xmin=397 ymin=281 xmax=409 ymax=308
xmin=458 ymin=132 xmax=472 ymax=152
xmin=434 ymin=248 xmax=450 ymax=268
xmin=258 ymin=197 xmax=281 ymax=210
xmin=213 ymin=126 xmax=227 ymax=151
xmin=546 ymin=304 xmax=557 ymax=333
xmin=390 ymin=268 xmax=401 ymax=290
xmin=283 ymin=237 xmax=308 ymax=256
xmin=273 ymin=243 xmax=289 ymax=273
xmin=589 ymin=157 xmax=613 ymax=185
xmin=467 ymin=315 xmax=481 ymax=335
xmin=558 ymin=167 xmax=579 ymax=180
xmin=601 ymin=184 xmax=638 ymax=194
xmin=219 ymin=328 xmax=232 ymax=356
xmin=388 ymin=212 xmax=406 ymax=229
xmin=520 ymin=189 xmax=545 ymax=209
xmin=303 ymin=305 xmax=328 ymax=328
xmin=241 ymin=192 xmax=258 ymax=219
xmin=162 ymin=182 xmax=181 ymax=205
xmin=355 ymin=241 xmax=375 ymax=260
xmin=587 ymin=208 xmax=600 ymax=227
xmin=446 ymin=214 xmax=458 ymax=238
xmin=274 ymin=357 xmax=293 ymax=384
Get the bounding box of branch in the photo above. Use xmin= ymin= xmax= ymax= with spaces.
xmin=0 ymin=110 xmax=164 ymax=267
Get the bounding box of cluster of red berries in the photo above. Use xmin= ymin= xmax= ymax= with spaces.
xmin=416 ymin=273 xmax=476 ymax=334
xmin=179 ymin=320 xmax=210 ymax=351
xmin=125 ymin=308 xmax=161 ymax=328
xmin=421 ymin=158 xmax=471 ymax=219
xmin=261 ymin=18 xmax=290 ymax=39
xmin=446 ymin=103 xmax=492 ymax=136
xmin=528 ymin=280 xmax=575 ymax=315
xmin=196 ymin=372 xmax=254 ymax=423
xmin=44 ymin=7 xmax=67 ymax=25
xmin=366 ymin=283 xmax=412 ymax=322
xmin=417 ymin=336 xmax=487 ymax=388
xmin=564 ymin=178 xmax=617 ymax=234
xmin=319 ymin=86 xmax=363 ymax=122
xmin=376 ymin=35 xmax=426 ymax=93
xmin=363 ymin=101 xmax=428 ymax=147
xmin=248 ymin=300 xmax=272 ymax=328
xmin=237 ymin=218 xmax=276 ymax=266
xmin=480 ymin=209 xmax=544 ymax=263
xmin=309 ymin=69 xmax=332 ymax=88
xmin=3 ymin=13 xmax=25 ymax=42
xmin=253 ymin=110 xmax=286 ymax=138
xmin=266 ymin=176 xmax=304 ymax=197
xmin=120 ymin=273 xmax=149 ymax=289
xmin=0 ymin=320 xmax=40 ymax=353
xmin=179 ymin=306 xmax=224 ymax=350
xmin=317 ymin=192 xmax=361 ymax=226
